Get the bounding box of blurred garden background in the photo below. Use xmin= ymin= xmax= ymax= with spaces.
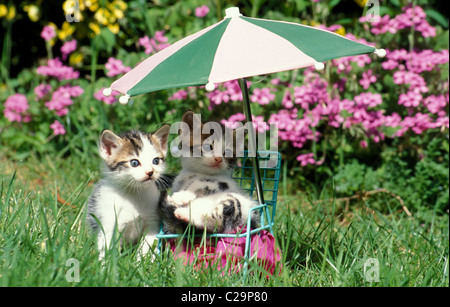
xmin=0 ymin=0 xmax=448 ymax=286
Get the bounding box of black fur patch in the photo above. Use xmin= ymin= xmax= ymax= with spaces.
xmin=195 ymin=186 xmax=215 ymax=197
xmin=218 ymin=182 xmax=229 ymax=191
xmin=155 ymin=174 xmax=176 ymax=190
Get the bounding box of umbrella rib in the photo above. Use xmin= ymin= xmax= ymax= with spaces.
xmin=241 ymin=16 xmax=376 ymax=63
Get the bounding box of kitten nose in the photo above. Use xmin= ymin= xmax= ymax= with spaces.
xmin=146 ymin=170 xmax=154 ymax=177
xmin=214 ymin=157 xmax=223 ymax=163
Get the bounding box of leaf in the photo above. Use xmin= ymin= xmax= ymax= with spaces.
xmin=328 ymin=0 xmax=341 ymax=10
xmin=425 ymin=9 xmax=449 ymax=28
xmin=93 ymin=28 xmax=116 ymax=53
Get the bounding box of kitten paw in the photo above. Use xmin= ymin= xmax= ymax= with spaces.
xmin=174 ymin=207 xmax=190 ymax=223
xmin=170 ymin=191 xmax=196 ymax=206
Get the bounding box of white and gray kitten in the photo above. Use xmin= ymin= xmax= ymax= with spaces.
xmin=160 ymin=111 xmax=259 ymax=234
xmin=87 ymin=126 xmax=171 ymax=260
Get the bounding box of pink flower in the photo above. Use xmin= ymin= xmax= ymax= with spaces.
xmin=41 ymin=25 xmax=56 ymax=41
xmin=384 ymin=113 xmax=402 ymax=127
xmin=221 ymin=113 xmax=269 ymax=133
xmin=395 ymin=113 xmax=437 ymax=136
xmin=398 ymin=91 xmax=422 ymax=108
xmin=154 ymin=31 xmax=168 ymax=43
xmin=359 ymin=69 xmax=377 ymax=89
xmin=292 ymin=72 xmax=329 ymax=110
xmin=195 ymin=5 xmax=209 ymax=18
xmin=281 ymin=90 xmax=294 ymax=109
xmin=354 ymin=92 xmax=382 ymax=108
xmin=139 ymin=33 xmax=170 ymax=55
xmin=94 ymin=87 xmax=120 ymax=105
xmin=61 ymin=39 xmax=77 ymax=60
xmin=169 ymin=90 xmax=188 ymax=101
xmin=50 ymin=120 xmax=66 ymax=136
xmin=424 ymin=95 xmax=448 ymax=115
xmin=139 ymin=36 xmax=154 ymax=54
xmin=45 ymin=85 xmax=84 ymax=116
xmin=252 ymin=116 xmax=270 ymax=133
xmin=105 ymin=57 xmax=131 ymax=77
xmin=393 ymin=71 xmax=428 ymax=93
xmin=207 ymin=80 xmax=243 ymax=108
xmin=3 ymin=94 xmax=30 ymax=123
xmin=251 ymin=88 xmax=275 ymax=105
xmin=36 ymin=58 xmax=79 ymax=81
xmin=34 ymin=83 xmax=52 ymax=99
xmin=382 ymin=59 xmax=399 ymax=70
xmin=360 ymin=140 xmax=368 ymax=148
xmin=362 ymin=5 xmax=436 ymax=38
xmin=296 ymin=153 xmax=316 ymax=166
xmin=269 ymin=108 xmax=318 ymax=149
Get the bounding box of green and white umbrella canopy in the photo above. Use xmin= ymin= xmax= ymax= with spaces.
xmin=104 ymin=7 xmax=385 ymax=104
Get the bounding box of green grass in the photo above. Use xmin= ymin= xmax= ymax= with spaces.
xmin=0 ymin=152 xmax=448 ymax=287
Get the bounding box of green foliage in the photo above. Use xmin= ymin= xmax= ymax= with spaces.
xmin=0 ymin=157 xmax=448 ymax=286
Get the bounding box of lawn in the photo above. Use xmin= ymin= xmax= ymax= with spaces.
xmin=1 ymin=151 xmax=448 ymax=287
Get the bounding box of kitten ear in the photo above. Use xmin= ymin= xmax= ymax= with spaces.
xmin=99 ymin=130 xmax=122 ymax=160
xmin=152 ymin=124 xmax=171 ymax=155
xmin=182 ymin=111 xmax=203 ymax=146
xmin=182 ymin=111 xmax=203 ymax=133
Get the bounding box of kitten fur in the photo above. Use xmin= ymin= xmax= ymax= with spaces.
xmin=87 ymin=126 xmax=171 ymax=260
xmin=160 ymin=111 xmax=260 ymax=234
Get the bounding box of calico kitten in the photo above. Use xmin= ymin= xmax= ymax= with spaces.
xmin=87 ymin=126 xmax=171 ymax=260
xmin=160 ymin=111 xmax=259 ymax=234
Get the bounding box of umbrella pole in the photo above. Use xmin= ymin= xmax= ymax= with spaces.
xmin=238 ymin=78 xmax=265 ymax=206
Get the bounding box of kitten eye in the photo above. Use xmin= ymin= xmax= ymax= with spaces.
xmin=202 ymin=143 xmax=213 ymax=151
xmin=130 ymin=159 xmax=140 ymax=167
xmin=152 ymin=157 xmax=160 ymax=165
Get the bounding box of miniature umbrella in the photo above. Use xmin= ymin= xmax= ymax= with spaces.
xmin=104 ymin=6 xmax=385 ymax=205
xmin=105 ymin=7 xmax=385 ymax=102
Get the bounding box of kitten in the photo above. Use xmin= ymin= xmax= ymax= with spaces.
xmin=87 ymin=126 xmax=171 ymax=260
xmin=160 ymin=111 xmax=259 ymax=234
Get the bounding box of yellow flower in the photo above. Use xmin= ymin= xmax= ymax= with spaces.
xmin=24 ymin=5 xmax=40 ymax=22
xmin=94 ymin=8 xmax=111 ymax=26
xmin=108 ymin=0 xmax=127 ymax=19
xmin=0 ymin=4 xmax=8 ymax=18
xmin=354 ymin=0 xmax=368 ymax=7
xmin=89 ymin=22 xmax=101 ymax=36
xmin=3 ymin=4 xmax=16 ymax=20
xmin=63 ymin=0 xmax=83 ymax=22
xmin=86 ymin=0 xmax=99 ymax=12
xmin=69 ymin=52 xmax=83 ymax=67
xmin=63 ymin=0 xmax=86 ymax=12
xmin=335 ymin=26 xmax=346 ymax=36
xmin=107 ymin=23 xmax=120 ymax=34
xmin=58 ymin=21 xmax=76 ymax=40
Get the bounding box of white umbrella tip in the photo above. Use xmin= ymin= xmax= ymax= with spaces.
xmin=103 ymin=87 xmax=112 ymax=97
xmin=205 ymin=82 xmax=216 ymax=92
xmin=224 ymin=7 xmax=242 ymax=18
xmin=314 ymin=61 xmax=325 ymax=71
xmin=119 ymin=94 xmax=130 ymax=104
xmin=374 ymin=49 xmax=387 ymax=58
